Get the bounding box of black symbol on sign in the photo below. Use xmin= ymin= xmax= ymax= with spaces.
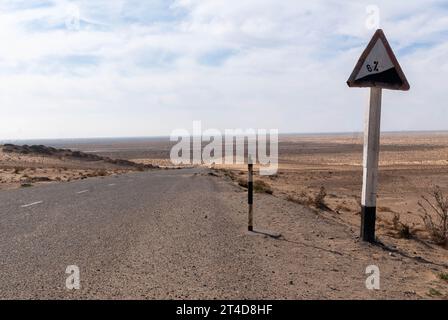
xmin=366 ymin=61 xmax=379 ymax=73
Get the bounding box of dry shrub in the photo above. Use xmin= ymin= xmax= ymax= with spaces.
xmin=20 ymin=183 xmax=33 ymax=188
xmin=439 ymin=273 xmax=448 ymax=282
xmin=222 ymin=169 xmax=236 ymax=180
xmin=418 ymin=185 xmax=448 ymax=246
xmin=237 ymin=178 xmax=248 ymax=188
xmin=96 ymin=169 xmax=108 ymax=177
xmin=253 ymin=180 xmax=273 ymax=194
xmin=313 ymin=186 xmax=328 ymax=209
xmin=287 ymin=194 xmax=310 ymax=206
xmin=13 ymin=167 xmax=23 ymax=174
xmin=392 ymin=213 xmax=414 ymax=239
xmin=287 ymin=186 xmax=329 ymax=210
xmin=335 ymin=204 xmax=351 ymax=213
xmin=31 ymin=176 xmax=52 ymax=182
xmin=237 ymin=178 xmax=272 ymax=194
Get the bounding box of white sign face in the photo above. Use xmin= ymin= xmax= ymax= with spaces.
xmin=354 ymin=39 xmax=394 ymax=80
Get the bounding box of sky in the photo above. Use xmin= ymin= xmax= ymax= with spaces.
xmin=0 ymin=0 xmax=447 ymax=139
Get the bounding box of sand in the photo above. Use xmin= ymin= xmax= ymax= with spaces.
xmin=0 ymin=147 xmax=143 ymax=190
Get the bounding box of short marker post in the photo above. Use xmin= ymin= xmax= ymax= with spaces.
xmin=361 ymin=87 xmax=382 ymax=242
xmin=248 ymin=156 xmax=254 ymax=232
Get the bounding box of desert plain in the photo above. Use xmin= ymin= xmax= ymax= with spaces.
xmin=1 ymin=131 xmax=447 ymax=299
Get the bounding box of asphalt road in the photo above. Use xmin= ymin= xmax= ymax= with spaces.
xmin=1 ymin=167 xmax=445 ymax=299
xmin=0 ymin=168 xmax=276 ymax=299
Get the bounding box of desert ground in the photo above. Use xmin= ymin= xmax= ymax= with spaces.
xmin=1 ymin=131 xmax=447 ymax=299
xmin=0 ymin=143 xmax=156 ymax=190
xmin=212 ymin=132 xmax=448 ymax=297
xmin=215 ymin=132 xmax=448 ymax=239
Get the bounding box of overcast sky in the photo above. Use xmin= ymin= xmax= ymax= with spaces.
xmin=0 ymin=0 xmax=447 ymax=139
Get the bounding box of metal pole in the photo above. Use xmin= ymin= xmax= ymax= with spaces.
xmin=248 ymin=160 xmax=254 ymax=232
xmin=361 ymin=87 xmax=382 ymax=242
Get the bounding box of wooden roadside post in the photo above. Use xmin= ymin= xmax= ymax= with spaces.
xmin=347 ymin=29 xmax=410 ymax=242
xmin=248 ymin=156 xmax=254 ymax=232
xmin=245 ymin=155 xmax=282 ymax=239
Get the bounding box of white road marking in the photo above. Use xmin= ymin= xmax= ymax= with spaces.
xmin=107 ymin=183 xmax=116 ymax=186
xmin=21 ymin=201 xmax=43 ymax=208
xmin=76 ymin=190 xmax=89 ymax=194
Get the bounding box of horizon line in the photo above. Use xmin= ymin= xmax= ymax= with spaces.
xmin=1 ymin=129 xmax=447 ymax=143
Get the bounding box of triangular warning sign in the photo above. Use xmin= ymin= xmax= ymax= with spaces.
xmin=347 ymin=29 xmax=410 ymax=91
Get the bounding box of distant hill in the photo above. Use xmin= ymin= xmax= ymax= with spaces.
xmin=2 ymin=144 xmax=155 ymax=170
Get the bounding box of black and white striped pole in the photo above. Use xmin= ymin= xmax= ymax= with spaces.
xmin=347 ymin=29 xmax=410 ymax=243
xmin=248 ymin=156 xmax=254 ymax=232
xmin=361 ymin=87 xmax=382 ymax=242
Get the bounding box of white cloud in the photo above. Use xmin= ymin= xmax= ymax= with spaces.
xmin=0 ymin=0 xmax=446 ymax=139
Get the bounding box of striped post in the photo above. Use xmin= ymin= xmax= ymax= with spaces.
xmin=361 ymin=87 xmax=382 ymax=242
xmin=248 ymin=158 xmax=254 ymax=232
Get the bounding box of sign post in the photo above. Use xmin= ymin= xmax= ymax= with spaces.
xmin=248 ymin=157 xmax=254 ymax=232
xmin=361 ymin=87 xmax=382 ymax=242
xmin=347 ymin=29 xmax=410 ymax=242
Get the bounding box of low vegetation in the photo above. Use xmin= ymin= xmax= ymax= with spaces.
xmin=237 ymin=177 xmax=248 ymax=188
xmin=313 ymin=186 xmax=328 ymax=209
xmin=392 ymin=213 xmax=414 ymax=239
xmin=418 ymin=185 xmax=448 ymax=246
xmin=253 ymin=180 xmax=273 ymax=194
xmin=220 ymin=169 xmax=237 ymax=180
xmin=96 ymin=169 xmax=108 ymax=177
xmin=13 ymin=167 xmax=23 ymax=174
xmin=216 ymin=168 xmax=273 ymax=195
xmin=20 ymin=183 xmax=33 ymax=188
xmin=428 ymin=288 xmax=443 ymax=297
xmin=287 ymin=186 xmax=329 ymax=210
xmin=236 ymin=177 xmax=273 ymax=194
xmin=439 ymin=272 xmax=448 ymax=282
